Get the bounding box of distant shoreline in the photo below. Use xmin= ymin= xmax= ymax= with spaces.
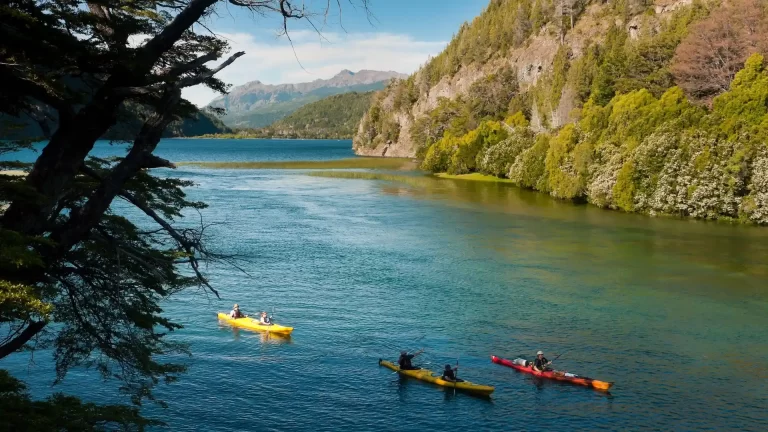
xmin=178 ymin=136 xmax=353 ymax=141
xmin=0 ymin=170 xmax=26 ymax=176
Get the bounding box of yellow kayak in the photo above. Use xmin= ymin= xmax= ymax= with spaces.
xmin=217 ymin=313 xmax=294 ymax=335
xmin=379 ymin=359 xmax=494 ymax=396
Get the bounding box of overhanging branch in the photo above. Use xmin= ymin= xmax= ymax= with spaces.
xmin=117 ymin=191 xmax=220 ymax=298
xmin=159 ymin=51 xmax=221 ymax=79
xmin=0 ymin=320 xmax=47 ymax=360
xmin=177 ymin=51 xmax=245 ymax=88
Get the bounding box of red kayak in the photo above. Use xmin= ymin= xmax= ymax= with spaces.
xmin=491 ymin=355 xmax=614 ymax=391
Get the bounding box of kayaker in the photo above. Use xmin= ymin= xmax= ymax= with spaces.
xmin=259 ymin=311 xmax=273 ymax=326
xmin=229 ymin=304 xmax=246 ymax=318
xmin=441 ymin=364 xmax=462 ymax=382
xmin=398 ymin=349 xmax=423 ymax=370
xmin=532 ymin=351 xmax=552 ymax=372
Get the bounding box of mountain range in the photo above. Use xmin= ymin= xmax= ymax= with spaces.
xmin=206 ymin=69 xmax=405 ymax=128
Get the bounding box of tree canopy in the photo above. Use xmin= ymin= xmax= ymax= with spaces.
xmin=1 ymin=0 xmax=369 ymax=429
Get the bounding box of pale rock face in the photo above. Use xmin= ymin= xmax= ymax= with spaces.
xmin=654 ymin=0 xmax=693 ymax=14
xmin=354 ymin=3 xmax=613 ymax=158
xmin=354 ymin=1 xmax=689 ymax=158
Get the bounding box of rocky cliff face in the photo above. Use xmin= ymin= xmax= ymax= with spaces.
xmin=354 ymin=0 xmax=692 ymax=157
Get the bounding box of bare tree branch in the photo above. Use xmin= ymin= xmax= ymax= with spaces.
xmin=160 ymin=51 xmax=221 ymax=79
xmin=139 ymin=0 xmax=220 ymax=70
xmin=177 ymin=51 xmax=245 ymax=88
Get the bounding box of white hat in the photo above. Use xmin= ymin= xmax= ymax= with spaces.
xmin=537 ymin=351 xmax=544 ymax=355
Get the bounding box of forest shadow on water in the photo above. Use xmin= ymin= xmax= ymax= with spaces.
xmin=310 ymin=169 xmax=768 ymax=290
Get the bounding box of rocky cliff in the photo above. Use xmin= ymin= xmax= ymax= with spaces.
xmin=354 ymin=0 xmax=695 ymax=157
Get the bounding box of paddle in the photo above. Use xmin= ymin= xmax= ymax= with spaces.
xmin=548 ymin=352 xmax=565 ymax=367
xmin=453 ymin=355 xmax=459 ymax=396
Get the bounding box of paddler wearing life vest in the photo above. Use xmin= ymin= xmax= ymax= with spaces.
xmin=229 ymin=304 xmax=247 ymax=318
xmin=397 ymin=349 xmax=424 ymax=370
xmin=258 ymin=311 xmax=273 ymax=326
xmin=441 ymin=364 xmax=462 ymax=382
xmin=532 ymin=350 xmax=552 ymax=372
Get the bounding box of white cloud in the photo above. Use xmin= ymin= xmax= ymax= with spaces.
xmin=181 ymin=31 xmax=446 ymax=107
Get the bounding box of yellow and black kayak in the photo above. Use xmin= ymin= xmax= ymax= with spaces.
xmin=379 ymin=359 xmax=494 ymax=396
xmin=217 ymin=313 xmax=294 ymax=335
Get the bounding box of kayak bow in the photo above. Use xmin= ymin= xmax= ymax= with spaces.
xmin=491 ymin=355 xmax=613 ymax=391
xmin=379 ymin=359 xmax=494 ymax=396
xmin=217 ymin=313 xmax=294 ymax=335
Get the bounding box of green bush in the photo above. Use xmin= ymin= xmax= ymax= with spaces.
xmin=479 ymin=128 xmax=535 ymax=177
xmin=449 ymin=130 xmax=484 ymax=174
xmin=510 ymin=133 xmax=551 ymax=190
xmin=612 ymin=160 xmax=637 ymax=211
xmin=545 ymin=124 xmax=583 ymax=199
xmin=421 ymin=133 xmax=458 ymax=172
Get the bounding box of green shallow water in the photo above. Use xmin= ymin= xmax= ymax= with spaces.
xmin=2 ymin=139 xmax=767 ymax=431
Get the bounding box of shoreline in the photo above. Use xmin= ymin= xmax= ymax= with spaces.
xmin=434 ymin=173 xmax=516 ymax=183
xmin=0 ymin=170 xmax=26 ymax=176
xmin=182 ymin=136 xmax=353 ymax=141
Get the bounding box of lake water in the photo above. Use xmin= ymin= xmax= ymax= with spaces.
xmin=3 ymin=139 xmax=768 ymax=431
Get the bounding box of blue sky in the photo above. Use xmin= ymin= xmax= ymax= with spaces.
xmin=183 ymin=0 xmax=488 ymax=106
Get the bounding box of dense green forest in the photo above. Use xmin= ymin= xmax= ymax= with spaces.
xmin=198 ymin=92 xmax=374 ymax=139
xmin=358 ymin=0 xmax=768 ymax=224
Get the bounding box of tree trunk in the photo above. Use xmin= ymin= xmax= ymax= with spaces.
xmin=52 ymin=88 xmax=181 ymax=253
xmin=0 ymin=93 xmax=124 ymax=236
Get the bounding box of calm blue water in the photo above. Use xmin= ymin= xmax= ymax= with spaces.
xmin=3 ymin=139 xmax=768 ymax=431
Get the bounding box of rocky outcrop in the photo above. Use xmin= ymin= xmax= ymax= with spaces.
xmin=353 ymin=1 xmax=686 ymax=158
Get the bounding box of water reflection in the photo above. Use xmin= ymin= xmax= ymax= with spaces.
xmin=529 ymin=376 xmax=614 ymax=397
xmin=391 ymin=369 xmax=494 ymax=401
xmin=312 ymin=171 xmax=768 ymax=291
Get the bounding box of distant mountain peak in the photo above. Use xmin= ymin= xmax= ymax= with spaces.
xmin=205 ymin=69 xmax=406 ymax=128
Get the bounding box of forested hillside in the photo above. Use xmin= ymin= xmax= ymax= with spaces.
xmin=196 ymin=92 xmax=374 ymax=139
xmin=261 ymin=92 xmax=375 ymax=139
xmin=354 ymin=0 xmax=768 ymax=224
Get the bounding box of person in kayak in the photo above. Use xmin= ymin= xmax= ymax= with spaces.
xmin=398 ymin=349 xmax=423 ymax=370
xmin=532 ymin=351 xmax=552 ymax=372
xmin=259 ymin=311 xmax=273 ymax=326
xmin=229 ymin=304 xmax=246 ymax=318
xmin=441 ymin=364 xmax=463 ymax=382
